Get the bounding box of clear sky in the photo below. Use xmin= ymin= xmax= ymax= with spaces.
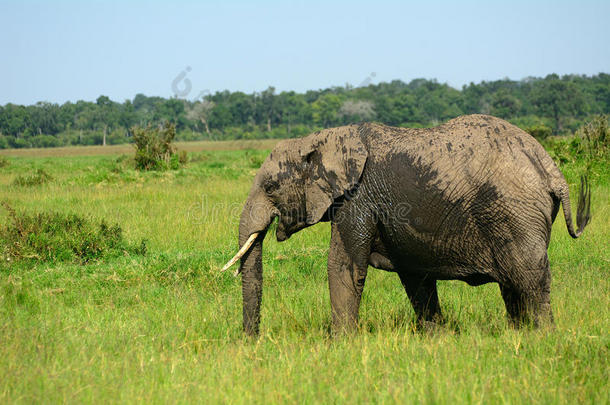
xmin=1 ymin=0 xmax=608 ymax=105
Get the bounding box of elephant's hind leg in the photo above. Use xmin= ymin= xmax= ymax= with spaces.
xmin=398 ymin=273 xmax=443 ymax=326
xmin=499 ymin=254 xmax=554 ymax=327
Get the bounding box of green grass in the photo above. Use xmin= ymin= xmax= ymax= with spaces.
xmin=0 ymin=146 xmax=608 ymax=404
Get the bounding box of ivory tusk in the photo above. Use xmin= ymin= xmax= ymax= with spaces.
xmin=221 ymin=233 xmax=259 ymax=273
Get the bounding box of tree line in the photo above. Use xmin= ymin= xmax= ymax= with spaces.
xmin=0 ymin=73 xmax=608 ymax=149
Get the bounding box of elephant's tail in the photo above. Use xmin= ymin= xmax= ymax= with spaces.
xmin=555 ymin=175 xmax=591 ymax=239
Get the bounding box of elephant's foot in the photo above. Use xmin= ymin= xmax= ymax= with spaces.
xmin=500 ymin=285 xmax=554 ymax=328
xmin=415 ymin=319 xmax=446 ymax=334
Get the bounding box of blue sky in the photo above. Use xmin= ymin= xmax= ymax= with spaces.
xmin=1 ymin=0 xmax=608 ymax=105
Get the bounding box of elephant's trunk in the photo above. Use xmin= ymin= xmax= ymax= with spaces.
xmin=237 ymin=192 xmax=275 ymax=335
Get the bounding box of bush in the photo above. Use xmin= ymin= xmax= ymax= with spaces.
xmin=577 ymin=115 xmax=609 ymax=160
xmin=510 ymin=115 xmax=553 ymax=133
xmin=132 ymin=122 xmax=182 ymax=171
xmin=29 ymin=134 xmax=60 ymax=148
xmin=175 ymin=129 xmax=206 ymax=142
xmin=109 ymin=155 xmax=132 ymax=174
xmin=169 ymin=150 xmax=189 ymax=170
xmin=106 ymin=129 xmax=130 ymax=145
xmin=9 ymin=137 xmax=29 ymax=149
xmin=12 ymin=168 xmax=53 ymax=187
xmin=0 ymin=156 xmax=9 ymax=168
xmin=0 ymin=203 xmax=146 ymax=264
xmin=542 ymin=115 xmax=609 ymax=167
xmin=525 ymin=124 xmax=553 ymax=140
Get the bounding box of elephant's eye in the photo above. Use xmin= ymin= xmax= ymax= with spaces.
xmin=263 ymin=179 xmax=280 ymax=195
xmin=304 ymin=151 xmax=315 ymax=166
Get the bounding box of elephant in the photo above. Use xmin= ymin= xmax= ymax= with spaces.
xmin=222 ymin=114 xmax=591 ymax=335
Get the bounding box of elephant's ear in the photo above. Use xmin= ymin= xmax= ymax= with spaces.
xmin=299 ymin=125 xmax=368 ymax=225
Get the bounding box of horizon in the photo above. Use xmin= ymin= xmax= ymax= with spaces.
xmin=2 ymin=0 xmax=609 ymax=105
xmin=2 ymin=72 xmax=609 ymax=106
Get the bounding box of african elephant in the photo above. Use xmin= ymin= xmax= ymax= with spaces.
xmin=222 ymin=114 xmax=591 ymax=335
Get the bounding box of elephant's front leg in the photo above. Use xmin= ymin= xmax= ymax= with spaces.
xmin=327 ymin=222 xmax=370 ymax=333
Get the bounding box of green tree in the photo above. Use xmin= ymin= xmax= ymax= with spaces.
xmin=311 ymin=93 xmax=342 ymax=127
xmin=337 ymin=100 xmax=376 ymax=124
xmin=94 ymin=96 xmax=117 ymax=145
xmin=30 ymin=102 xmax=61 ymax=135
xmin=491 ymin=89 xmax=522 ymax=118
xmin=532 ymin=75 xmax=585 ymax=133
xmin=186 ymin=100 xmax=215 ymax=134
xmin=209 ymin=104 xmax=232 ymax=131
xmin=1 ymin=73 xmax=609 ymax=147
xmin=278 ymin=91 xmax=307 ymax=134
xmin=257 ymin=87 xmax=280 ymax=131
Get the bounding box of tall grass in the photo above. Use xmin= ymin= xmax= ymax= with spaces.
xmin=0 ymin=143 xmax=607 ymax=403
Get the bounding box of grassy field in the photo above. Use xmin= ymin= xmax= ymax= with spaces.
xmin=0 ymin=139 xmax=280 ymax=158
xmin=0 ymin=142 xmax=608 ymax=404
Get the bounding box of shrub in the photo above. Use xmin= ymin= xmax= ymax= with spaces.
xmin=106 ymin=129 xmax=130 ymax=145
xmin=169 ymin=150 xmax=188 ymax=169
xmin=29 ymin=134 xmax=60 ymax=148
xmin=0 ymin=203 xmax=146 ymax=264
xmin=178 ymin=150 xmax=188 ymax=165
xmin=175 ymin=129 xmax=205 ymax=142
xmin=577 ymin=115 xmax=609 ymax=160
xmin=542 ymin=115 xmax=609 ymax=168
xmin=9 ymin=137 xmax=29 ymax=149
xmin=109 ymin=155 xmax=133 ymax=174
xmin=132 ymin=122 xmax=181 ymax=171
xmin=525 ymin=124 xmax=553 ymax=140
xmin=0 ymin=156 xmax=9 ymax=168
xmin=12 ymin=168 xmax=53 ymax=187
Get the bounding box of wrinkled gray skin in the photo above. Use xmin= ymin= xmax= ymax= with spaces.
xmin=237 ymin=115 xmax=591 ymax=335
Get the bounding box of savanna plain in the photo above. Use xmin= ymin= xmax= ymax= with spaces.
xmin=0 ymin=139 xmax=608 ymax=404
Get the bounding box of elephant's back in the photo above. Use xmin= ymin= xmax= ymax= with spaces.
xmin=361 ymin=115 xmax=557 ymax=195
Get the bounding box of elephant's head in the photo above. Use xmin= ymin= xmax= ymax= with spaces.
xmin=222 ymin=125 xmax=368 ymax=335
